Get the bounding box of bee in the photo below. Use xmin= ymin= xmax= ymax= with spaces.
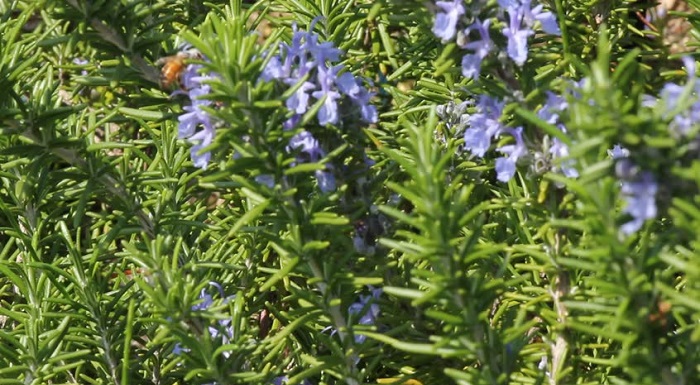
xmin=648 ymin=300 xmax=672 ymax=329
xmin=156 ymin=52 xmax=191 ymax=88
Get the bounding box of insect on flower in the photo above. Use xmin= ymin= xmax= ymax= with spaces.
xmin=156 ymin=51 xmax=192 ymax=88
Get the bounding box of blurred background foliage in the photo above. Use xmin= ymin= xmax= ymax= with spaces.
xmin=0 ymin=0 xmax=699 ymax=384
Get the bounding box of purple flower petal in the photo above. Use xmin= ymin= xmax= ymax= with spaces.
xmin=287 ymin=130 xmax=324 ymax=161
xmin=536 ymin=11 xmax=561 ymax=35
xmin=337 ymin=72 xmax=360 ymax=96
xmin=255 ymin=174 xmax=275 ymax=188
xmin=348 ymin=288 xmax=382 ymax=344
xmin=502 ymin=23 xmax=533 ymax=66
xmin=360 ymin=103 xmax=378 ymax=123
xmin=608 ymin=144 xmax=630 ymax=159
xmin=463 ymin=127 xmax=493 ymax=157
xmin=432 ymin=0 xmax=465 ymax=42
xmin=464 ymin=19 xmax=494 ymax=57
xmin=682 ymin=55 xmax=696 ymax=79
xmin=286 ymin=81 xmax=316 ymax=114
xmin=495 ymin=156 xmax=517 ymax=182
xmin=315 ymin=169 xmax=336 ymax=192
xmin=549 ymin=138 xmax=578 ymax=178
xmin=461 ymin=54 xmax=484 ymax=79
xmin=262 ymin=56 xmax=285 ymax=81
xmin=312 ymin=89 xmax=341 ymax=125
xmin=495 ymin=127 xmax=527 ymax=182
xmin=620 ymin=172 xmax=657 ymax=235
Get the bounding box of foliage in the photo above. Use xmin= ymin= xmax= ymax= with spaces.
xmin=1 ymin=0 xmax=699 ymax=384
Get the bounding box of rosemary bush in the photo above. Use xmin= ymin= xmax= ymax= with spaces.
xmin=1 ymin=0 xmax=699 ymax=384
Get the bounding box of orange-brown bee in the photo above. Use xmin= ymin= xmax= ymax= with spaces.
xmin=156 ymin=52 xmax=190 ymax=88
xmin=648 ymin=300 xmax=672 ymax=328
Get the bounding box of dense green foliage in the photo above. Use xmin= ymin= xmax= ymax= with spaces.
xmin=1 ymin=0 xmax=699 ymax=384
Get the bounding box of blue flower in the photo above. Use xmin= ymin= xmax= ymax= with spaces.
xmin=520 ymin=0 xmax=561 ymax=35
xmin=255 ymin=174 xmax=275 ymax=188
xmin=178 ymin=102 xmax=211 ymax=139
xmin=464 ymin=127 xmax=495 ymax=157
xmin=174 ymin=282 xmax=234 ymax=356
xmin=283 ymin=115 xmax=302 ymax=131
xmin=286 ymin=80 xmax=316 ymax=114
xmin=659 ymin=83 xmax=685 ymax=109
xmin=348 ymin=288 xmax=382 ymax=344
xmin=261 ymin=22 xmax=377 ymax=192
xmin=548 ymin=137 xmax=577 ymax=178
xmin=499 ymin=0 xmax=561 ymax=35
xmin=461 ymin=54 xmax=484 ymax=79
xmin=609 ymin=144 xmax=638 ymax=180
xmin=337 ymin=72 xmax=378 ymax=123
xmin=497 ymin=0 xmax=520 ymax=8
xmin=192 ymin=284 xmax=219 ymax=311
xmin=353 ymin=232 xmax=373 ymax=255
xmin=189 ymin=129 xmax=214 ymax=169
xmin=355 ymin=88 xmax=379 ymax=123
xmin=462 ymin=95 xmax=506 ymax=157
xmin=287 ymin=131 xmax=337 ymax=192
xmin=262 ymin=24 xmax=376 ymax=127
xmin=656 ymin=57 xmax=700 ymax=136
xmin=608 ymin=144 xmax=630 ymax=159
xmin=315 ymin=169 xmax=336 ymax=193
xmin=305 ymin=37 xmax=342 ymax=67
xmin=178 ymin=106 xmax=215 ymax=169
xmin=177 ymin=63 xmax=217 ymax=169
xmin=607 ymin=145 xmax=657 ymax=235
xmin=337 ymin=72 xmax=360 ymax=95
xmin=497 ymin=0 xmax=560 ymax=66
xmin=261 ymin=56 xmax=284 ymax=81
xmin=282 ymin=24 xmax=310 ymax=77
xmin=620 ymin=172 xmax=657 ymax=235
xmin=502 ymin=9 xmax=534 ymax=66
xmin=287 ymin=130 xmax=324 ymax=162
xmin=460 ymin=19 xmax=494 ymax=79
xmin=73 ymin=58 xmax=89 ymax=75
xmin=495 ymin=127 xmax=527 ymax=182
xmin=537 ymin=92 xmax=567 ymax=124
xmin=537 ymin=92 xmax=578 ymax=178
xmin=682 ymin=55 xmax=696 ymax=79
xmin=312 ymin=65 xmax=343 ymax=125
xmin=432 ymin=0 xmax=466 ymax=42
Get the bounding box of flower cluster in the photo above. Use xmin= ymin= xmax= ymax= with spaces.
xmin=462 ymin=95 xmax=506 ymax=158
xmin=461 ymin=96 xmax=528 ymax=182
xmin=494 ymin=126 xmax=527 ymax=182
xmin=607 ymin=56 xmax=700 ymax=235
xmin=173 ymin=282 xmax=234 ymax=356
xmin=177 ymin=60 xmax=218 ymax=169
xmin=261 ymin=21 xmax=377 ymax=127
xmin=432 ymin=0 xmax=561 ymax=79
xmin=500 ymin=0 xmax=561 ymax=64
xmin=286 ymin=130 xmax=336 ymax=192
xmin=652 ymin=56 xmax=700 ymax=136
xmin=608 ymin=145 xmax=658 ymax=235
xmin=438 ymin=84 xmax=581 ymax=182
xmin=433 ymin=0 xmax=466 ymax=42
xmin=348 ymin=287 xmax=382 ymax=344
xmin=450 ymin=95 xmax=527 ymax=182
xmin=173 ymin=283 xmax=314 ymax=385
xmin=536 ymin=91 xmax=579 ymax=178
xmin=261 ymin=21 xmax=377 ymax=192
